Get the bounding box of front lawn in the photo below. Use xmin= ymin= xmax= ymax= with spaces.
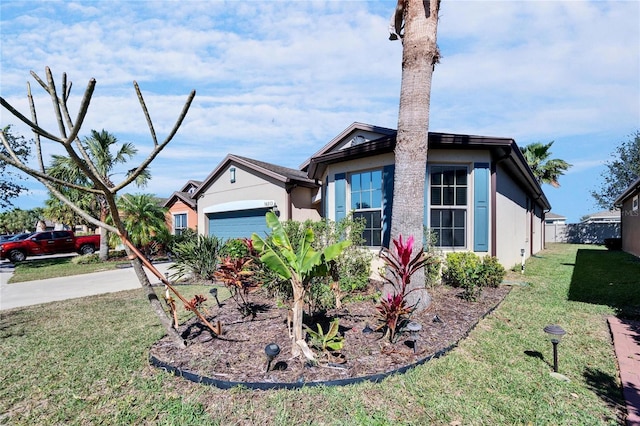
xmin=7 ymin=256 xmax=123 ymax=283
xmin=1 ymin=243 xmax=637 ymax=425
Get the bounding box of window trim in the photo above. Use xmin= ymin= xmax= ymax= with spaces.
xmin=428 ymin=164 xmax=469 ymax=249
xmin=349 ymin=169 xmax=383 ymax=247
xmin=173 ymin=212 xmax=188 ymax=235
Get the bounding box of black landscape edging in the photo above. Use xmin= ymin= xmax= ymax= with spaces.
xmin=148 ymin=288 xmax=509 ymax=390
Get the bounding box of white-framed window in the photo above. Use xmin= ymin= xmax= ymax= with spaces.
xmin=633 ymin=195 xmax=639 ymax=211
xmin=350 ymin=169 xmax=382 ymax=246
xmin=429 ymin=165 xmax=468 ymax=248
xmin=174 ymin=213 xmax=187 ymax=235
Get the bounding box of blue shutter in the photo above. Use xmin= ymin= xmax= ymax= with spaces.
xmin=423 ymin=165 xmax=430 ymax=244
xmin=473 ymin=163 xmax=490 ymax=252
xmin=323 ymin=176 xmax=329 ymax=219
xmin=334 ymin=173 xmax=346 ymax=221
xmin=382 ymin=165 xmax=395 ymax=248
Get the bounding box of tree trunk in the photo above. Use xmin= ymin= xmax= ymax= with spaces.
xmin=99 ymin=226 xmax=109 ymax=261
xmin=390 ymin=0 xmax=440 ymax=312
xmin=290 ymin=279 xmax=305 ymax=358
xmin=126 ymin=248 xmax=185 ymax=348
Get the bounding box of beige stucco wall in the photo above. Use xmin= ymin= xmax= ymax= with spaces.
xmin=197 ymin=163 xmax=291 ymax=235
xmin=495 ymin=164 xmax=531 ymax=269
xmin=289 ymin=186 xmax=321 ymax=222
xmin=620 ymin=192 xmax=640 ymax=257
xmin=196 ymin=162 xmax=321 ymax=234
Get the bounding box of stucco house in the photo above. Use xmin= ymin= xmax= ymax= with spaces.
xmin=614 ymin=177 xmax=640 ymax=257
xmin=163 ymin=180 xmax=201 ymax=235
xmin=192 ymin=154 xmax=321 ymax=240
xmin=301 ymin=123 xmax=550 ymax=268
xmin=580 ymin=210 xmax=621 ymax=224
xmin=544 ymin=212 xmax=566 ymax=225
xmin=180 ymin=123 xmax=549 ymax=268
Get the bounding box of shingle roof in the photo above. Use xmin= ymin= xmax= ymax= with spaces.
xmin=233 ymin=155 xmax=315 ymax=184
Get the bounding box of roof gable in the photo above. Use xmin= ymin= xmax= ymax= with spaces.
xmin=162 ymin=191 xmax=197 ymax=209
xmin=193 ymin=154 xmax=318 ymax=199
xmin=299 ymin=122 xmax=396 ymax=171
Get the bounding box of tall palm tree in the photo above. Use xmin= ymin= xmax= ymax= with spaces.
xmin=46 ymin=129 xmax=150 ymax=259
xmin=388 ymin=0 xmax=440 ymax=312
xmin=110 ymin=193 xmax=169 ymax=256
xmin=520 ymin=141 xmax=572 ymax=188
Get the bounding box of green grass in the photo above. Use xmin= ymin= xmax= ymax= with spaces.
xmin=1 ymin=243 xmax=638 ymax=425
xmin=8 ymin=256 xmax=123 ymax=283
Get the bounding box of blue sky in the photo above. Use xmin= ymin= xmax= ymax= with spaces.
xmin=1 ymin=0 xmax=638 ymax=223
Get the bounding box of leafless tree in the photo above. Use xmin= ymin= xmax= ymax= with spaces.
xmin=1 ymin=67 xmax=219 ymax=347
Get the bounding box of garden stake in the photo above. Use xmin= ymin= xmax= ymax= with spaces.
xmin=120 ymin=235 xmax=221 ymax=336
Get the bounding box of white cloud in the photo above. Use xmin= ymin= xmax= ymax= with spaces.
xmin=1 ymin=0 xmax=638 ymax=222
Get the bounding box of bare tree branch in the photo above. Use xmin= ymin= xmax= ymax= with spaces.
xmin=113 ymin=88 xmax=196 ymax=192
xmin=134 ymin=81 xmax=158 ymax=146
xmin=45 ymin=67 xmax=68 ymax=140
xmin=0 ymin=97 xmax=64 ymax=142
xmin=27 ymin=82 xmax=45 ymax=172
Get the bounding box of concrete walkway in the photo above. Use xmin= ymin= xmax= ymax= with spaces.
xmin=0 ymin=260 xmax=173 ymax=311
xmin=608 ymin=317 xmax=640 ymax=426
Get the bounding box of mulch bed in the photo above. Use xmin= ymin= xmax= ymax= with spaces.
xmin=149 ymin=283 xmax=510 ymax=387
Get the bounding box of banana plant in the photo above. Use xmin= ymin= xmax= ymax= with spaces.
xmin=252 ymin=211 xmax=350 ymax=359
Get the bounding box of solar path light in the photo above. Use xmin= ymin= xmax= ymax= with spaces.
xmin=543 ymin=324 xmax=566 ymax=373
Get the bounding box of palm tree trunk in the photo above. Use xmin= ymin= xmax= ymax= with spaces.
xmin=291 ymin=280 xmax=305 ymax=358
xmin=390 ymin=0 xmax=440 ymax=312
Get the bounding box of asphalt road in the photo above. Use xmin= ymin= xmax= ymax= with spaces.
xmin=0 ymin=258 xmax=173 ymax=311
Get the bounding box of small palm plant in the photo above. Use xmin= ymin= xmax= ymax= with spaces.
xmin=252 ymin=211 xmax=350 ymax=360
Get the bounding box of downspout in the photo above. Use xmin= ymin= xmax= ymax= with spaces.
xmin=286 ymin=183 xmax=298 ymax=221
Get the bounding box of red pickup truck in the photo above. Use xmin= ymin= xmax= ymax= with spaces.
xmin=0 ymin=230 xmax=101 ymax=263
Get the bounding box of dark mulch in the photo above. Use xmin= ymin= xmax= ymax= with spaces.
xmin=149 ymin=283 xmax=510 ymax=386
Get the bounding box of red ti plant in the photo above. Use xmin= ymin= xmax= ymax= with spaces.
xmin=214 ymin=255 xmax=262 ymax=317
xmin=184 ymin=294 xmax=207 ymax=312
xmin=376 ymin=234 xmax=429 ymax=342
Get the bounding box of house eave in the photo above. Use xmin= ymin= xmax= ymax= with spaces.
xmin=307 ymin=131 xmax=551 ymax=211
xmin=614 ymin=177 xmax=640 ymax=206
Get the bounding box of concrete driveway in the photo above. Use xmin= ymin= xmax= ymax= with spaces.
xmin=0 ymin=259 xmax=173 ymax=311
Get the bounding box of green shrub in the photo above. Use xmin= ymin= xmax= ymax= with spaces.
xmin=477 ymin=255 xmax=506 ymax=288
xmin=443 ymin=252 xmax=506 ymax=301
xmin=71 ymin=253 xmax=100 ymax=264
xmin=168 ymin=234 xmax=223 ymax=282
xmin=220 ymin=238 xmax=250 ymax=259
xmin=442 ymin=252 xmax=480 ymax=288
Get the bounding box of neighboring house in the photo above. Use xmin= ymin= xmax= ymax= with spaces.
xmin=580 ymin=210 xmax=621 ymax=224
xmin=192 ymin=154 xmax=321 ymax=240
xmin=544 ymin=212 xmax=566 ymax=225
xmin=614 ymin=177 xmax=640 ymax=257
xmin=544 ymin=212 xmax=567 ymax=244
xmin=302 ymin=122 xmax=550 ymax=268
xmin=163 ymin=180 xmax=201 ymax=235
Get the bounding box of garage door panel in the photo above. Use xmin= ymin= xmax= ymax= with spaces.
xmin=208 ymin=209 xmax=270 ymax=240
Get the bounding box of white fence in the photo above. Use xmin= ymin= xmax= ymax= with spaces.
xmin=545 ymin=223 xmax=621 ymax=244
